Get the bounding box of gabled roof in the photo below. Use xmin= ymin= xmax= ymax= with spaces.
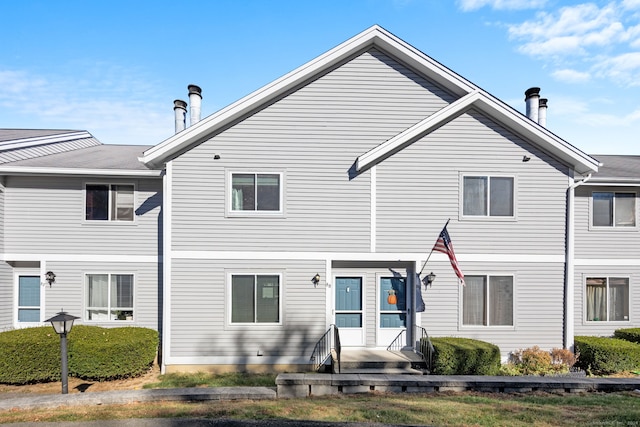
xmin=140 ymin=25 xmax=600 ymax=176
xmin=587 ymin=154 xmax=640 ymax=184
xmin=0 ymin=129 xmax=101 ymax=164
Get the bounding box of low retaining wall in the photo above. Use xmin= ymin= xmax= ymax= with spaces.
xmin=275 ymin=373 xmax=640 ymax=398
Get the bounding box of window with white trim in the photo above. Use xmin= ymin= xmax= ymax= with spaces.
xmin=230 ymin=173 xmax=281 ymax=212
xmin=586 ymin=277 xmax=629 ymax=322
xmin=230 ymin=274 xmax=280 ymax=324
xmin=85 ymin=184 xmax=134 ymax=221
xmin=463 ymin=275 xmax=513 ymax=326
xmin=17 ymin=276 xmax=41 ymax=323
xmin=86 ymin=274 xmax=134 ymax=321
xmin=592 ymin=192 xmax=636 ymax=227
xmin=463 ymin=175 xmax=514 ymax=217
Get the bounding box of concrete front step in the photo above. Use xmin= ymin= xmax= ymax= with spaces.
xmin=339 ymin=367 xmax=425 ymax=375
xmin=335 ymin=348 xmax=426 ymax=375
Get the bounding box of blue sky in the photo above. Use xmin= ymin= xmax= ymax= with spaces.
xmin=1 ymin=0 xmax=640 ymax=155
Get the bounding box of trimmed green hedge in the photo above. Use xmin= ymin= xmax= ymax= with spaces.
xmin=427 ymin=337 xmax=501 ymax=375
xmin=614 ymin=328 xmax=640 ymax=345
xmin=574 ymin=335 xmax=640 ymax=375
xmin=0 ymin=327 xmax=61 ymax=384
xmin=0 ymin=325 xmax=158 ymax=385
xmin=69 ymin=325 xmax=158 ymax=381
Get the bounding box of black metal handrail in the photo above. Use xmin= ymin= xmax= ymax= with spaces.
xmin=386 ymin=325 xmax=434 ymax=373
xmin=310 ymin=324 xmax=341 ymax=373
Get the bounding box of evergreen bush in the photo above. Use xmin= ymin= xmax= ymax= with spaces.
xmin=0 ymin=325 xmax=158 ymax=384
xmin=428 ymin=337 xmax=501 ymax=375
xmin=0 ymin=327 xmax=61 ymax=384
xmin=613 ymin=328 xmax=640 ymax=345
xmin=574 ymin=335 xmax=640 ymax=375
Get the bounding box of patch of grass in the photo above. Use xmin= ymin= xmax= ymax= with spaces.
xmin=2 ymin=391 xmax=640 ymax=426
xmin=142 ymin=372 xmax=276 ymax=389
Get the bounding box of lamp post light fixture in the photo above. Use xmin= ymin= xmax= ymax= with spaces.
xmin=422 ymin=272 xmax=436 ymax=288
xmin=45 ymin=310 xmax=79 ymax=394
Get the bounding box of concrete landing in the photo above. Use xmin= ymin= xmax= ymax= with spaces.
xmin=336 ymin=348 xmax=425 ymax=374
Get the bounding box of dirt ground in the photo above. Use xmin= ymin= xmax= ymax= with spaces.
xmin=0 ymin=364 xmax=162 ymax=395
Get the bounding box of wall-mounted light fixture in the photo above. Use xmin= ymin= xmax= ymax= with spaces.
xmin=422 ymin=272 xmax=436 ymax=288
xmin=522 ymin=155 xmax=531 ymax=162
xmin=311 ymin=273 xmax=321 ymax=286
xmin=45 ymin=271 xmax=56 ymax=287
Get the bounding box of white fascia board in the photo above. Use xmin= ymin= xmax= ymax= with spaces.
xmin=0 ymin=131 xmax=93 ymax=150
xmin=471 ymin=95 xmax=600 ymax=175
xmin=140 ymin=26 xmax=479 ymax=168
xmin=582 ymin=179 xmax=640 ymax=185
xmin=0 ymin=166 xmax=162 ymax=178
xmin=356 ymin=91 xmax=481 ymax=172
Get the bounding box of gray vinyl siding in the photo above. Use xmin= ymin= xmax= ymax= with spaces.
xmin=0 ymin=189 xmax=11 ymax=330
xmin=4 ymin=176 xmax=162 ymax=255
xmin=40 ymin=260 xmax=159 ymax=330
xmin=420 ymin=260 xmax=566 ymax=357
xmin=574 ymin=185 xmax=640 ymax=258
xmin=573 ymin=265 xmax=640 ymax=336
xmin=169 ymin=259 xmax=326 ymax=358
xmin=376 ymin=109 xmax=570 ymax=254
xmin=170 ymin=48 xmax=457 ymax=253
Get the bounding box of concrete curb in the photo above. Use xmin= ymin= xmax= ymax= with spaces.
xmin=0 ymin=387 xmax=277 ymax=411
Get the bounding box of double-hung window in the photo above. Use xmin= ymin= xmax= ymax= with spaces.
xmin=592 ymin=192 xmax=636 ymax=228
xmin=586 ymin=277 xmax=629 ymax=322
xmin=463 ymin=175 xmax=514 ymax=217
xmin=230 ymin=274 xmax=280 ymax=324
xmin=230 ymin=173 xmax=281 ymax=213
xmin=463 ymin=275 xmax=513 ymax=326
xmin=86 ymin=184 xmax=134 ymax=221
xmin=86 ymin=274 xmax=134 ymax=321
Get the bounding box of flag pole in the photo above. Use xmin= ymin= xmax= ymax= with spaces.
xmin=419 ymin=218 xmax=451 ymax=275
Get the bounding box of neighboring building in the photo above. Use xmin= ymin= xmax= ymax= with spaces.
xmin=0 ymin=26 xmax=637 ymax=373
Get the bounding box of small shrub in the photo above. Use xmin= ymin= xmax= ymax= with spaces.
xmin=574 ymin=336 xmax=640 ymax=375
xmin=428 ymin=337 xmax=501 ymax=375
xmin=69 ymin=326 xmax=158 ymax=381
xmin=503 ymin=346 xmax=574 ymax=376
xmin=0 ymin=327 xmax=61 ymax=384
xmin=613 ymin=328 xmax=640 ymax=345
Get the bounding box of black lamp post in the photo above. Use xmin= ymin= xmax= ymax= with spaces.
xmin=45 ymin=310 xmax=79 ymax=394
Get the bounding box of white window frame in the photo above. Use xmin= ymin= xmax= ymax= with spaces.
xmin=459 ymin=273 xmax=515 ymax=329
xmin=584 ymin=275 xmax=630 ymax=323
xmin=226 ymin=171 xmax=284 ymax=217
xmin=84 ymin=273 xmax=135 ymax=322
xmin=459 ymin=173 xmax=516 ymax=221
xmin=590 ymin=191 xmax=637 ymax=230
xmin=84 ymin=182 xmax=136 ymax=223
xmin=14 ymin=270 xmax=44 ymax=327
xmin=226 ymin=272 xmax=283 ymax=326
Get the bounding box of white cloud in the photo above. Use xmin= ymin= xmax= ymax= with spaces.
xmin=458 ymin=0 xmax=547 ymax=11
xmin=592 ymin=51 xmax=640 ymax=86
xmin=551 ymin=68 xmax=591 ymax=83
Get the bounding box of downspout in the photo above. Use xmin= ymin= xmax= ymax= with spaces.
xmin=565 ymin=173 xmax=591 ymax=352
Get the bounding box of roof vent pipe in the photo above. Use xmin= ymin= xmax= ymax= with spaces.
xmin=188 ymin=84 xmax=202 ymax=126
xmin=173 ymin=99 xmax=187 ymax=133
xmin=538 ymin=98 xmax=548 ymax=127
xmin=525 ymin=87 xmax=540 ymax=123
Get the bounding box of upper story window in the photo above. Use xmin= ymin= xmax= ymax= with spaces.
xmin=462 ymin=275 xmax=513 ymax=326
xmin=586 ymin=277 xmax=629 ymax=322
xmin=86 ymin=273 xmax=134 ymax=322
xmin=462 ymin=175 xmax=514 ymax=217
xmin=230 ymin=173 xmax=282 ymax=213
xmin=592 ymin=192 xmax=636 ymax=228
xmin=230 ymin=274 xmax=280 ymax=324
xmin=86 ymin=184 xmax=134 ymax=221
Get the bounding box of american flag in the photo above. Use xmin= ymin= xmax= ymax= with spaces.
xmin=433 ymin=225 xmax=465 ymax=285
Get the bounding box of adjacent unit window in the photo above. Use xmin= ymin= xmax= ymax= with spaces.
xmin=592 ymin=192 xmax=636 ymax=227
xmin=463 ymin=175 xmax=514 ymax=217
xmin=231 ymin=173 xmax=281 ymax=212
xmin=463 ymin=275 xmax=513 ymax=326
xmin=86 ymin=274 xmax=134 ymax=321
xmin=586 ymin=277 xmax=629 ymax=322
xmin=86 ymin=184 xmax=134 ymax=221
xmin=18 ymin=276 xmax=41 ymax=322
xmin=231 ymin=274 xmax=280 ymax=323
